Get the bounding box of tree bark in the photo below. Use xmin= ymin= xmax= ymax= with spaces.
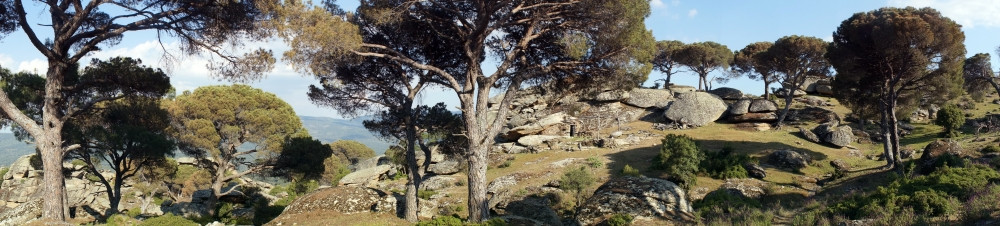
xmin=466 ymin=142 xmax=489 ymax=222
xmin=888 ymin=97 xmax=903 ymax=169
xmin=40 ymin=62 xmax=69 ymax=221
xmin=763 ymin=82 xmax=771 ymax=99
xmin=403 ymin=108 xmax=420 ymax=222
xmin=879 ymin=102 xmax=895 ymax=169
xmin=774 ymin=93 xmax=796 ymax=128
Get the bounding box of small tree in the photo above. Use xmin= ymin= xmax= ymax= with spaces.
xmin=963 ymin=53 xmax=996 ymax=102
xmin=936 ymin=105 xmax=966 ymax=138
xmin=652 ymin=134 xmax=703 ymax=189
xmin=676 ymin=41 xmax=733 ymax=91
xmin=766 ymin=35 xmax=831 ymax=127
xmin=561 ymin=166 xmax=594 ymax=209
xmin=731 ymin=42 xmax=777 ymax=98
xmin=166 ymin=85 xmax=307 ymax=215
xmin=328 ymin=140 xmax=376 ymax=165
xmin=653 ymin=40 xmax=686 ymax=87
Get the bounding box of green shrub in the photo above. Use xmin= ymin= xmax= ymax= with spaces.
xmin=416 ymin=215 xmax=464 ymax=226
xmin=700 ymin=146 xmax=751 ymax=180
xmin=828 ymin=165 xmax=1000 ymax=219
xmin=126 ymin=207 xmax=142 ymax=218
xmin=935 ymin=104 xmax=965 ymax=137
xmin=0 ymin=167 xmax=8 ymax=180
xmin=586 ymin=157 xmax=603 ymax=168
xmin=138 ymin=213 xmax=199 ymax=226
xmin=652 ymin=134 xmax=703 ymax=188
xmin=418 ymin=190 xmax=438 ymax=200
xmin=607 ymin=213 xmax=633 ymax=226
xmin=105 ymin=214 xmax=138 ymax=226
xmin=961 ymin=184 xmax=1000 ymax=224
xmin=561 ymin=166 xmax=595 ymax=208
xmin=694 ymin=190 xmax=762 ymax=213
xmin=981 ymin=145 xmax=1000 ymax=154
xmin=498 ymin=159 xmax=513 ymax=168
xmin=621 ymin=164 xmax=640 ymax=177
xmin=477 ymin=218 xmax=508 ymax=226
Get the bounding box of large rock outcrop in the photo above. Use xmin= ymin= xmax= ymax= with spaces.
xmin=0 ymin=155 xmax=110 ymax=223
xmin=505 ymin=112 xmax=567 ymax=140
xmin=624 ymin=89 xmax=674 ymax=108
xmin=767 ymin=149 xmax=812 ymax=170
xmin=663 ymin=92 xmax=727 ymax=127
xmin=576 ymin=177 xmax=692 ymax=225
xmin=918 ymin=139 xmax=964 ymax=173
xmin=813 ymin=123 xmax=854 ymax=147
xmin=708 ymin=87 xmax=743 ymax=100
xmin=272 ymin=185 xmax=396 ymax=220
xmin=338 ymin=165 xmax=393 ymax=186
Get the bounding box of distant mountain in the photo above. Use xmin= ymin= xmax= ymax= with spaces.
xmin=0 ymin=116 xmax=393 ymax=167
xmin=0 ymin=133 xmax=35 ymax=167
xmin=299 ymin=115 xmax=393 ymax=155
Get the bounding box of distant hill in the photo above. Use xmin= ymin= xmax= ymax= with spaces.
xmin=0 ymin=115 xmax=393 ymax=167
xmin=299 ymin=115 xmax=393 ymax=155
xmin=0 ymin=133 xmax=35 ymax=167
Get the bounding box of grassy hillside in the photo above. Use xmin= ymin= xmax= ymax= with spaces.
xmin=299 ymin=115 xmax=393 ymax=154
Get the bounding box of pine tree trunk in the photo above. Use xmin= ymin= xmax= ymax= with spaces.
xmin=774 ymin=94 xmax=795 ymax=128
xmin=880 ymin=104 xmax=895 ymax=169
xmin=764 ymin=82 xmax=771 ymax=99
xmin=39 ymin=63 xmax=69 ymax=221
xmin=403 ymin=112 xmax=420 ymax=222
xmin=466 ymin=143 xmax=489 ymax=222
xmin=888 ymin=98 xmax=903 ymax=169
xmin=39 ymin=135 xmax=67 ymax=221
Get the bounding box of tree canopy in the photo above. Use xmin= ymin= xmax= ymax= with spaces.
xmin=165 ymin=84 xmax=307 ymax=214
xmin=765 ymin=35 xmax=831 ymax=126
xmin=1 ymin=57 xmax=172 ymax=216
xmin=277 ymin=0 xmax=654 ymax=221
xmin=963 ymin=53 xmax=997 ymax=102
xmin=0 ymin=0 xmax=282 ymax=220
xmin=828 ymin=7 xmax=965 ymax=169
xmin=731 ymin=41 xmax=777 ymax=97
xmin=652 ymin=40 xmax=686 ymax=87
xmin=676 ymin=41 xmax=733 ymax=91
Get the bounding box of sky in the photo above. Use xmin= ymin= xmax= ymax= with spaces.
xmin=1 ymin=0 xmax=999 ymax=119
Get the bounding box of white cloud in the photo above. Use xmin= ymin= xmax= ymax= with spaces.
xmin=823 ymin=35 xmax=833 ymax=42
xmin=16 ymin=59 xmax=46 ymax=74
xmin=0 ymin=54 xmax=12 ymax=69
xmin=887 ymin=0 xmax=1000 ymax=28
xmin=671 ymin=0 xmax=680 ymax=6
xmin=650 ymin=0 xmax=665 ymax=8
xmin=687 ymin=9 xmax=698 ymax=17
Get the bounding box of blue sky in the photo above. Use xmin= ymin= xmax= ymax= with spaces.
xmin=1 ymin=0 xmax=999 ymax=119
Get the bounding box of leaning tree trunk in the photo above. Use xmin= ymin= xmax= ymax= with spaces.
xmin=774 ymin=93 xmax=796 ymax=128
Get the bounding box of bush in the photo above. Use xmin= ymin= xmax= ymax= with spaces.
xmin=607 ymin=213 xmax=633 ymax=226
xmin=138 ymin=213 xmax=199 ymax=226
xmin=418 ymin=190 xmax=438 ymax=200
xmin=561 ymin=166 xmax=595 ymax=208
xmin=586 ymin=156 xmax=603 ymax=168
xmin=700 ymin=146 xmax=751 ymax=180
xmin=961 ymin=184 xmax=1000 ymax=224
xmin=498 ymin=159 xmax=513 ymax=168
xmin=935 ymin=104 xmax=965 ymax=137
xmin=416 ymin=215 xmax=463 ymax=226
xmin=827 ymin=165 xmax=1000 ymax=219
xmin=694 ymin=190 xmax=762 ymax=213
xmin=652 ymin=134 xmax=703 ymax=188
xmin=982 ymin=145 xmax=1000 ymax=154
xmin=621 ymin=164 xmax=640 ymax=177
xmin=105 ymin=214 xmax=138 ymax=226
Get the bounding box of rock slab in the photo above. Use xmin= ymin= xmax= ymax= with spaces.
xmin=663 ymin=92 xmax=727 ymax=127
xmin=576 ymin=177 xmax=692 ymax=225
